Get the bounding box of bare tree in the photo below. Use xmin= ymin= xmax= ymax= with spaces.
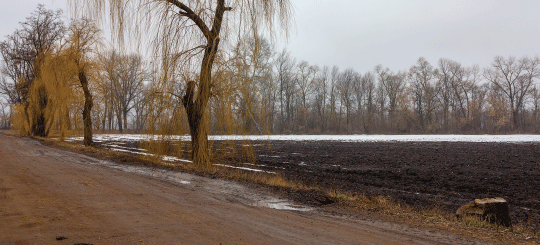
xmin=295 ymin=61 xmax=317 ymax=109
xmin=294 ymin=61 xmax=317 ymax=131
xmin=436 ymin=58 xmax=455 ymax=132
xmin=484 ymin=56 xmax=540 ymax=130
xmin=337 ymin=68 xmax=358 ymax=131
xmin=313 ymin=66 xmax=329 ymax=132
xmin=361 ymin=72 xmax=376 ymax=133
xmin=133 ymin=82 xmax=152 ymax=132
xmin=409 ymin=57 xmax=438 ymax=131
xmin=275 ymin=49 xmax=295 ymax=133
xmin=375 ymin=65 xmax=405 ymax=131
xmin=101 ymin=51 xmax=146 ymax=132
xmin=374 ymin=66 xmax=389 ymax=131
xmin=328 ymin=66 xmax=340 ymax=132
xmin=440 ymin=59 xmax=484 ymax=131
xmin=230 ymin=35 xmax=275 ymax=134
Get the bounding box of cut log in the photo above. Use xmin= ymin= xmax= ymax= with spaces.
xmin=456 ymin=197 xmax=511 ymax=227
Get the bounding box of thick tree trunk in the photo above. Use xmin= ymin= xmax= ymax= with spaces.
xmin=189 ymin=111 xmax=210 ymax=167
xmin=184 ymin=79 xmax=211 ymax=168
xmin=32 ymin=85 xmax=48 ymax=137
xmin=183 ymin=38 xmax=220 ymax=168
xmin=512 ymin=109 xmax=519 ymax=130
xmin=116 ymin=111 xmax=123 ymax=132
xmin=123 ymin=110 xmax=128 ymax=132
xmin=79 ymin=71 xmax=94 ymax=146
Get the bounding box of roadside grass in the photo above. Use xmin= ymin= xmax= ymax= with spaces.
xmin=36 ymin=136 xmax=538 ymax=245
xmin=325 ymin=190 xmax=538 ymax=244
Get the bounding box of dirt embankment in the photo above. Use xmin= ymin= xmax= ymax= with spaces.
xmin=0 ymin=134 xmax=486 ymax=244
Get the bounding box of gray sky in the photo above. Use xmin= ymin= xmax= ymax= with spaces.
xmin=3 ymin=0 xmax=540 ymax=74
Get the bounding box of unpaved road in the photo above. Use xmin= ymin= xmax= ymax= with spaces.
xmin=0 ymin=134 xmax=486 ymax=245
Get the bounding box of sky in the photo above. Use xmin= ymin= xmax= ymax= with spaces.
xmin=3 ymin=0 xmax=540 ymax=74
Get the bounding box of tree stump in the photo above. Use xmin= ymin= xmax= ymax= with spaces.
xmin=456 ymin=197 xmax=512 ymax=227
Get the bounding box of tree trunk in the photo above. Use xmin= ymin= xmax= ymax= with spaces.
xmin=184 ymin=79 xmax=211 ymax=168
xmin=123 ymin=110 xmax=128 ymax=131
xmin=183 ymin=38 xmax=220 ymax=168
xmin=79 ymin=71 xmax=94 ymax=146
xmin=116 ymin=111 xmax=123 ymax=132
xmin=31 ymin=85 xmax=48 ymax=137
xmin=189 ymin=110 xmax=210 ymax=168
xmin=512 ymin=109 xmax=519 ymax=131
xmin=180 ymin=0 xmax=227 ymax=168
xmin=102 ymin=101 xmax=107 ymax=131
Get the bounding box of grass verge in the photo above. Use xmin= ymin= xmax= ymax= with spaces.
xmin=36 ymin=136 xmax=539 ymax=245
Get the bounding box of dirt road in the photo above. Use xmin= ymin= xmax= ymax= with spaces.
xmin=0 ymin=134 xmax=485 ymax=245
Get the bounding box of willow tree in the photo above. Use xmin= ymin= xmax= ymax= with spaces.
xmin=0 ymin=5 xmax=65 ymax=136
xmin=64 ymin=19 xmax=102 ymax=146
xmin=31 ymin=45 xmax=77 ymax=140
xmin=73 ymin=0 xmax=291 ymax=167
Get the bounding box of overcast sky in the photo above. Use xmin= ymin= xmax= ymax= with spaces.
xmin=3 ymin=0 xmax=540 ymax=74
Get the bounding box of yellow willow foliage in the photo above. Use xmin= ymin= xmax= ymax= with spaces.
xmin=140 ymin=58 xmax=262 ymax=165
xmin=11 ymin=48 xmax=86 ymax=140
xmin=73 ymin=0 xmax=292 ymax=168
xmin=141 ymin=62 xmax=189 ymax=159
xmin=36 ymin=51 xmax=79 ymax=140
xmin=11 ymin=103 xmax=31 ymax=136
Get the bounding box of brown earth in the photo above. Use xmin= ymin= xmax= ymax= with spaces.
xmin=0 ymin=133 xmax=488 ymax=245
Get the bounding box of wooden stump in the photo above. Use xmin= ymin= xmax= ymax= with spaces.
xmin=456 ymin=197 xmax=512 ymax=227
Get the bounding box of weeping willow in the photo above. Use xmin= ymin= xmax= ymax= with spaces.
xmin=71 ymin=0 xmax=292 ymax=168
xmin=13 ymin=48 xmax=79 ymax=139
xmin=11 ymin=19 xmax=102 ymax=144
xmin=65 ymin=19 xmax=102 ymax=146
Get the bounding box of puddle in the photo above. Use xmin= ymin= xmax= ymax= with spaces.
xmin=252 ymin=198 xmax=313 ymax=212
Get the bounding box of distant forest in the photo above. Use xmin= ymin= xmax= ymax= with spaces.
xmin=2 ymin=6 xmax=540 ymax=135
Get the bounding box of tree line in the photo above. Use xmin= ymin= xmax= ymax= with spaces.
xmin=2 ymin=5 xmax=540 ymax=144
xmin=208 ymin=38 xmax=540 ymax=135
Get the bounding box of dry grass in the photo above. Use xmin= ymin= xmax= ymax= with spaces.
xmin=324 ymin=190 xmax=539 ymax=244
xmin=35 ymin=136 xmax=539 ymax=245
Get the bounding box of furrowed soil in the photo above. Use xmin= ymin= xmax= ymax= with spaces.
xmin=245 ymin=140 xmax=540 ymax=230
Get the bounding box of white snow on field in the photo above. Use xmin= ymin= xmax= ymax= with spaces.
xmin=63 ymin=134 xmax=540 ymax=174
xmin=67 ymin=134 xmax=540 ymax=143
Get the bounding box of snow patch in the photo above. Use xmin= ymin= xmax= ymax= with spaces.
xmin=68 ymin=134 xmax=540 ymax=143
xmin=214 ymin=164 xmax=276 ymax=174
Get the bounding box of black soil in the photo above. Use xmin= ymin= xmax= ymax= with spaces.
xmin=246 ymin=140 xmax=540 ymax=229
